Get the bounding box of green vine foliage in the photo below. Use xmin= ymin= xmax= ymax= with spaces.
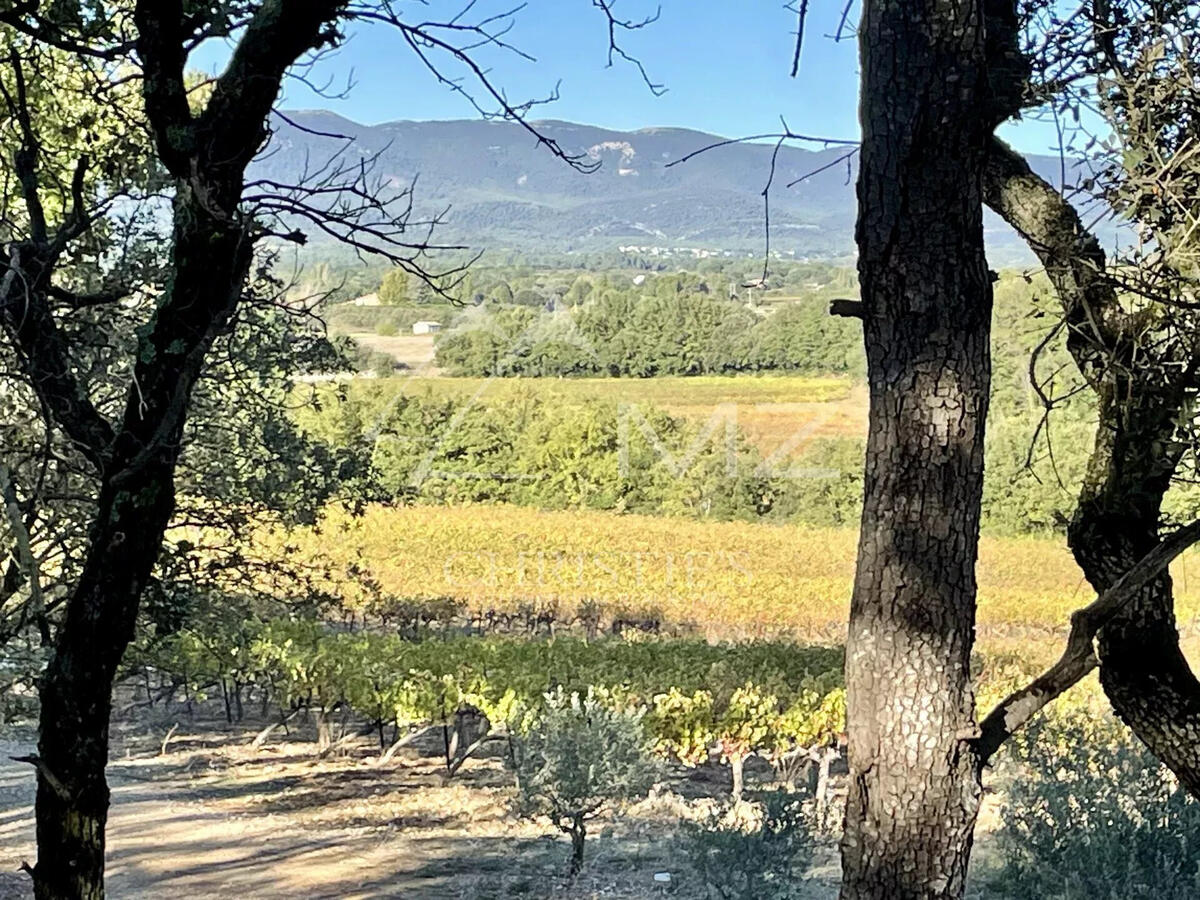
xmin=131 ymin=617 xmax=846 ymax=779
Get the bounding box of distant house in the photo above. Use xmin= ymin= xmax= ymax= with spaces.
xmin=412 ymin=321 xmax=443 ymax=335
xmin=352 ymin=293 xmax=381 ymax=307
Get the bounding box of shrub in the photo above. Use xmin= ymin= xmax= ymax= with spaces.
xmin=347 ymin=343 xmax=395 ymax=377
xmin=680 ymin=789 xmax=817 ymax=899
xmin=509 ymin=687 xmax=660 ymax=875
xmin=374 ymin=320 xmax=399 ymax=337
xmin=989 ymin=707 xmax=1200 ymax=899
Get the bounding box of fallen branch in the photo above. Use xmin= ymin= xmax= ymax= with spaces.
xmin=159 ymin=722 xmax=179 ymax=757
xmin=446 ymin=732 xmax=508 ymax=778
xmin=974 ymin=518 xmax=1200 ymax=763
xmin=376 ymin=724 xmax=436 ymax=766
xmin=250 ymin=707 xmax=302 ymax=749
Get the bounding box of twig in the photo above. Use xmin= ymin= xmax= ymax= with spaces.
xmin=785 ymin=146 xmax=859 ymax=188
xmin=665 ymin=130 xmax=858 ymax=170
xmin=788 ymin=0 xmax=810 ymax=78
xmin=832 ymin=0 xmax=856 ymax=42
xmin=159 ymin=723 xmax=179 ymax=757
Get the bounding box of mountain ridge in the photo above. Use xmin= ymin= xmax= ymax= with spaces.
xmin=260 ymin=111 xmax=1107 ymax=263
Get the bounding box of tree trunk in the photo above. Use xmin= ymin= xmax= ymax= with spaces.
xmin=1068 ymin=393 xmax=1200 ymax=794
xmin=724 ymin=753 xmax=744 ymax=801
xmin=842 ymin=3 xmax=996 ymax=897
xmin=979 ymin=134 xmax=1200 ymax=795
xmin=34 ymin=669 xmax=110 ymax=900
xmin=31 ymin=186 xmax=254 ymax=900
xmin=33 ymin=472 xmax=176 ymax=900
xmin=568 ymin=817 xmax=587 ymax=876
xmin=316 ymin=707 xmax=333 ymax=753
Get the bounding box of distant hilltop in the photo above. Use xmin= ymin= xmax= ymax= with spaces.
xmin=258 ymin=111 xmax=1115 ymax=264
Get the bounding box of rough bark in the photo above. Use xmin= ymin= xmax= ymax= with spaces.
xmin=1070 ymin=414 xmax=1200 ymax=796
xmin=980 ymin=135 xmax=1200 ymax=795
xmin=30 ymin=186 xmax=254 ymax=900
xmin=842 ymin=3 xmax=1003 ymax=897
xmin=0 ymin=5 xmax=349 ymax=897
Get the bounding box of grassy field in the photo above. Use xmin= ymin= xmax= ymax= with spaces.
xmin=347 ymin=332 xmax=438 ymax=370
xmin=377 ymin=373 xmax=857 ymax=406
xmin=336 ymin=373 xmax=869 ymax=453
xmin=272 ymin=504 xmax=1200 ymax=651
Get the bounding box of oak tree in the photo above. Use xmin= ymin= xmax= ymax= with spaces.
xmin=0 ymin=3 xmax=658 ymax=898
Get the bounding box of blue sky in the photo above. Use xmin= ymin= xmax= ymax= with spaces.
xmin=193 ymin=1 xmax=1064 ymax=155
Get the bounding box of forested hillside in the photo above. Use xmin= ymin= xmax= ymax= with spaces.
xmin=260 ymin=112 xmax=1110 ymax=261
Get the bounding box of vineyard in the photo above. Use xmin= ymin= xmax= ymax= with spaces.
xmin=131 ymin=621 xmax=847 ymax=800
xmin=245 ymin=504 xmax=1200 ymax=648
xmin=9 ymin=1 xmax=1200 ymax=894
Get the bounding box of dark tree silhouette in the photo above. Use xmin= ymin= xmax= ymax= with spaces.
xmin=0 ymin=3 xmax=658 ymax=898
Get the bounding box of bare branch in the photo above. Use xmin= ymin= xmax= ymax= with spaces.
xmin=666 ymin=130 xmax=858 ymax=170
xmin=786 ymin=146 xmax=859 ymax=188
xmin=590 ymin=0 xmax=665 ymax=95
xmin=975 ymin=518 xmax=1200 ymax=763
xmin=667 ymin=126 xmax=858 ymax=286
xmin=832 ymin=0 xmax=855 ymax=42
xmin=787 ymin=0 xmax=810 ymax=78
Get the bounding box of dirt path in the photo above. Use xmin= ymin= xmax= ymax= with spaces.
xmin=0 ymin=718 xmax=844 ymax=899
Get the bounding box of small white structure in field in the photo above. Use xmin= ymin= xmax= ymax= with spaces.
xmin=352 ymin=292 xmax=381 ymax=307
xmin=412 ymin=320 xmax=443 ymax=335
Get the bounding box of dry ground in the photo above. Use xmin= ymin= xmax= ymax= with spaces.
xmin=348 ymin=333 xmax=440 ymax=373
xmin=0 ymin=705 xmax=849 ymax=899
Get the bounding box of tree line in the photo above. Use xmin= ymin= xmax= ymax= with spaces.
xmin=434 ymin=293 xmax=864 ymax=377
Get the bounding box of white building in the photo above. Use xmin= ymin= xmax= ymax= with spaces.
xmin=412 ymin=321 xmax=443 ymax=335
xmin=352 ymin=293 xmax=381 ymax=307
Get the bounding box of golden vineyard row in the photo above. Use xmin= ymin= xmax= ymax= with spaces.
xmin=258 ymin=504 xmax=1200 ymax=646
